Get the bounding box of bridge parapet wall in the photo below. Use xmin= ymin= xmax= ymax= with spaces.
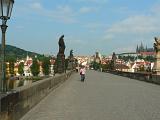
xmin=0 ymin=71 xmax=74 ymax=120
xmin=109 ymin=71 xmax=160 ymax=84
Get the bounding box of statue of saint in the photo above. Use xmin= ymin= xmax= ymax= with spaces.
xmin=112 ymin=52 xmax=117 ymax=61
xmin=154 ymin=37 xmax=160 ymax=52
xmin=58 ymin=35 xmax=65 ymax=54
xmin=111 ymin=52 xmax=117 ymax=70
xmin=70 ymin=49 xmax=73 ymax=58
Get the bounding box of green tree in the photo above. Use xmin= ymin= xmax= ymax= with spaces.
xmin=138 ymin=55 xmax=143 ymax=59
xmin=109 ymin=60 xmax=114 ymax=70
xmin=145 ymin=56 xmax=155 ymax=62
xmin=31 ymin=58 xmax=40 ymax=76
xmin=18 ymin=62 xmax=24 ymax=76
xmin=42 ymin=57 xmax=50 ymax=75
xmin=118 ymin=55 xmax=122 ymax=59
xmin=8 ymin=58 xmax=15 ymax=76
xmin=101 ymin=64 xmax=108 ymax=71
xmin=92 ymin=61 xmax=101 ymax=70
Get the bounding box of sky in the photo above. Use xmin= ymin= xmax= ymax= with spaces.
xmin=3 ymin=0 xmax=160 ymax=56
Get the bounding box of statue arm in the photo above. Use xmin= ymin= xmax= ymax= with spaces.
xmin=154 ymin=43 xmax=158 ymax=51
xmin=155 ymin=37 xmax=160 ymax=44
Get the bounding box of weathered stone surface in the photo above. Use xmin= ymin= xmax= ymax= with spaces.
xmin=55 ymin=35 xmax=66 ymax=74
xmin=20 ymin=71 xmax=160 ymax=120
xmin=56 ymin=54 xmax=65 ymax=73
xmin=153 ymin=37 xmax=160 ymax=75
xmin=108 ymin=71 xmax=160 ymax=85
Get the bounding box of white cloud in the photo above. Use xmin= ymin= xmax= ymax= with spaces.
xmin=150 ymin=3 xmax=160 ymax=15
xmin=14 ymin=1 xmax=77 ymax=24
xmin=84 ymin=22 xmax=107 ymax=33
xmin=102 ymin=4 xmax=160 ymax=53
xmin=105 ymin=4 xmax=160 ymax=46
xmin=28 ymin=3 xmax=76 ymax=23
xmin=79 ymin=7 xmax=95 ymax=14
xmin=75 ymin=0 xmax=108 ymax=3
xmin=103 ymin=34 xmax=114 ymax=40
xmin=50 ymin=5 xmax=76 ymax=23
xmin=56 ymin=5 xmax=73 ymax=14
xmin=65 ymin=36 xmax=87 ymax=45
xmin=114 ymin=46 xmax=135 ymax=53
xmin=85 ymin=23 xmax=105 ymax=28
xmin=106 ymin=15 xmax=159 ymax=34
xmin=15 ymin=25 xmax=24 ymax=29
xmin=30 ymin=2 xmax=43 ymax=10
xmin=104 ymin=6 xmax=160 ymax=42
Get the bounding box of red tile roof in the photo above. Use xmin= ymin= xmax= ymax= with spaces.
xmin=140 ymin=52 xmax=155 ymax=56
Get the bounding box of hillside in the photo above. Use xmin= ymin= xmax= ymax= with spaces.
xmin=0 ymin=44 xmax=43 ymax=60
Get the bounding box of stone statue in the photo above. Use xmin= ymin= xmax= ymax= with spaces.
xmin=112 ymin=52 xmax=117 ymax=62
xmin=67 ymin=49 xmax=74 ymax=70
xmin=153 ymin=37 xmax=160 ymax=75
xmin=58 ymin=35 xmax=65 ymax=54
xmin=154 ymin=37 xmax=160 ymax=52
xmin=70 ymin=49 xmax=73 ymax=58
xmin=111 ymin=52 xmax=117 ymax=70
xmin=55 ymin=35 xmax=66 ymax=73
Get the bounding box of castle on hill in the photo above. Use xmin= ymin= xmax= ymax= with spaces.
xmin=136 ymin=42 xmax=154 ymax=53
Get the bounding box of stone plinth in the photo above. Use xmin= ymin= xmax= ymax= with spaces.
xmin=56 ymin=54 xmax=65 ymax=73
xmin=152 ymin=55 xmax=160 ymax=75
xmin=67 ymin=60 xmax=73 ymax=70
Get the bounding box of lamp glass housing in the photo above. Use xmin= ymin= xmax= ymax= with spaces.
xmin=0 ymin=0 xmax=14 ymax=20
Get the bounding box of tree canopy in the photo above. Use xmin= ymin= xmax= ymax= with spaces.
xmin=31 ymin=58 xmax=40 ymax=76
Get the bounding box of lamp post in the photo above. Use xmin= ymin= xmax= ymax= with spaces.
xmin=0 ymin=0 xmax=14 ymax=92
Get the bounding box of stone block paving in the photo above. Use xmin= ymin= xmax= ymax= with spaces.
xmin=21 ymin=71 xmax=160 ymax=120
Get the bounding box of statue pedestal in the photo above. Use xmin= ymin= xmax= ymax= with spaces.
xmin=67 ymin=57 xmax=75 ymax=70
xmin=68 ymin=61 xmax=73 ymax=70
xmin=56 ymin=54 xmax=65 ymax=73
xmin=153 ymin=58 xmax=160 ymax=75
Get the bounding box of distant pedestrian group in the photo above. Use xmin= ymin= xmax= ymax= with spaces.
xmin=79 ymin=66 xmax=86 ymax=82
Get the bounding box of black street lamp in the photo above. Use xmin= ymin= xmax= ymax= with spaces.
xmin=0 ymin=0 xmax=14 ymax=92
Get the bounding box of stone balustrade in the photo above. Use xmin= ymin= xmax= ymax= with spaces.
xmin=0 ymin=71 xmax=74 ymax=120
xmin=108 ymin=71 xmax=160 ymax=84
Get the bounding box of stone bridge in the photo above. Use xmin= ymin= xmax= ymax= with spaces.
xmin=20 ymin=70 xmax=160 ymax=120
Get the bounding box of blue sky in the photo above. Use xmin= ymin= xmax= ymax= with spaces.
xmin=3 ymin=0 xmax=160 ymax=56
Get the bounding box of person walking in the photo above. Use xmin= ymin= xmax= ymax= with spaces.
xmin=80 ymin=66 xmax=86 ymax=82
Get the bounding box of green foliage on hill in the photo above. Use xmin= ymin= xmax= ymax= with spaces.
xmin=31 ymin=58 xmax=40 ymax=76
xmin=0 ymin=44 xmax=43 ymax=60
xmin=42 ymin=57 xmax=51 ymax=75
xmin=18 ymin=62 xmax=24 ymax=75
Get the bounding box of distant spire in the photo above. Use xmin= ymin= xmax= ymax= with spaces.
xmin=140 ymin=42 xmax=144 ymax=52
xmin=145 ymin=45 xmax=148 ymax=52
xmin=136 ymin=45 xmax=139 ymax=53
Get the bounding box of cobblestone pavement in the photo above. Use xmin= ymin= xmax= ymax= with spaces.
xmin=21 ymin=71 xmax=160 ymax=120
